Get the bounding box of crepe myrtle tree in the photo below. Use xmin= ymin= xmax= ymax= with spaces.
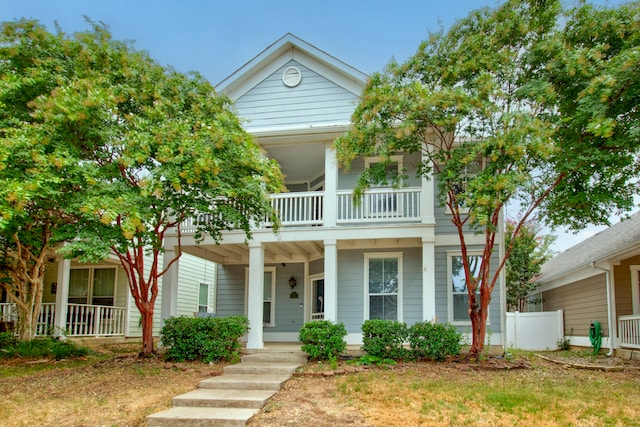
xmin=0 ymin=20 xmax=284 ymax=354
xmin=336 ymin=0 xmax=640 ymax=356
xmin=0 ymin=20 xmax=93 ymax=340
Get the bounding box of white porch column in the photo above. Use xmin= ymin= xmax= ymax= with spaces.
xmin=161 ymin=246 xmax=179 ymax=321
xmin=246 ymin=242 xmax=265 ymax=349
xmin=54 ymin=257 xmax=70 ymax=339
xmin=324 ymin=143 xmax=338 ymax=227
xmin=422 ymin=237 xmax=436 ymax=321
xmin=421 ymin=143 xmax=436 ymax=224
xmin=323 ymin=239 xmax=338 ymax=321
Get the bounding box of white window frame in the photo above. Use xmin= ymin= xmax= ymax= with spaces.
xmin=198 ymin=282 xmax=210 ymax=313
xmin=244 ymin=266 xmax=276 ymax=328
xmin=69 ymin=266 xmax=118 ymax=306
xmin=364 ymin=252 xmax=403 ymax=321
xmin=447 ymin=251 xmax=490 ymax=325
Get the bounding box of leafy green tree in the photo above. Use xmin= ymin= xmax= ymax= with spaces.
xmin=505 ymin=218 xmax=555 ymax=312
xmin=0 ymin=21 xmax=88 ymax=340
xmin=336 ymin=0 xmax=640 ymax=356
xmin=0 ymin=20 xmax=284 ymax=353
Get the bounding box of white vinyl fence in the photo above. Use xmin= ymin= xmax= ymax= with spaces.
xmin=506 ymin=310 xmax=564 ymax=351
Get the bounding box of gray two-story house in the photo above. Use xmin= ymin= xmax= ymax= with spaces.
xmin=160 ymin=33 xmax=506 ymax=349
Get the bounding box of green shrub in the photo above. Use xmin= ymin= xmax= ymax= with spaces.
xmin=0 ymin=337 xmax=89 ymax=360
xmin=408 ymin=321 xmax=461 ymax=361
xmin=361 ymin=319 xmax=409 ymax=360
xmin=160 ymin=315 xmax=249 ymax=363
xmin=0 ymin=331 xmax=17 ymax=349
xmin=298 ymin=320 xmax=347 ymax=360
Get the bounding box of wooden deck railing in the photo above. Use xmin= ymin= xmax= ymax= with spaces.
xmin=619 ymin=314 xmax=640 ymax=349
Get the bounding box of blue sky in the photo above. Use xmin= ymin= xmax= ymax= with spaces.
xmin=1 ymin=0 xmax=632 ymax=252
xmin=1 ymin=0 xmax=526 ymax=85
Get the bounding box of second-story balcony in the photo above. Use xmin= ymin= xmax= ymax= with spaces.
xmin=179 ymin=187 xmax=422 ymax=234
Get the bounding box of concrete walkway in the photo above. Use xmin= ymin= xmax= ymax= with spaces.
xmin=146 ymin=345 xmax=307 ymax=426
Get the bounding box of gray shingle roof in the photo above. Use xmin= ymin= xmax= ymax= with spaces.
xmin=538 ymin=212 xmax=640 ymax=282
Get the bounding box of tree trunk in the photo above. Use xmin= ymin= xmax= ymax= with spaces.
xmin=139 ymin=304 xmax=155 ymax=356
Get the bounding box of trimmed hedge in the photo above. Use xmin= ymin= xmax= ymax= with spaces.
xmin=361 ymin=319 xmax=409 ymax=360
xmin=299 ymin=320 xmax=347 ymax=360
xmin=361 ymin=319 xmax=462 ymax=361
xmin=408 ymin=321 xmax=462 ymax=361
xmin=160 ymin=315 xmax=248 ymax=363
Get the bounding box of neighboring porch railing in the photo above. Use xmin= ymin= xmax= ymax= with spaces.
xmin=0 ymin=302 xmax=126 ymax=337
xmin=311 ymin=312 xmax=324 ymax=320
xmin=618 ymin=314 xmax=640 ymax=349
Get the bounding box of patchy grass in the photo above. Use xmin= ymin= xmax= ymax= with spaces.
xmin=250 ymin=353 xmax=640 ymax=427
xmin=0 ymin=342 xmax=224 ymax=427
xmin=1 ymin=344 xmax=638 ymax=427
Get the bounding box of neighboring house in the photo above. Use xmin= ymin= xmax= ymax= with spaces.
xmin=533 ymin=212 xmax=640 ymax=353
xmin=161 ymin=34 xmax=507 ymax=348
xmin=0 ymin=252 xmax=216 ymax=339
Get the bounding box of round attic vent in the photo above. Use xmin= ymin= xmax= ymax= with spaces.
xmin=282 ymin=66 xmax=302 ymax=87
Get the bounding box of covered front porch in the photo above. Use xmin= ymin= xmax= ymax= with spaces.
xmin=0 ymin=302 xmax=126 ymax=337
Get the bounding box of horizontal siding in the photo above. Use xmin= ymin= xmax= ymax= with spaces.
xmin=615 ymin=255 xmax=640 ymax=316
xmin=176 ymin=253 xmax=217 ymax=317
xmin=269 ymin=264 xmax=305 ymax=333
xmin=542 ymin=274 xmax=608 ymax=336
xmin=337 ymin=248 xmax=423 ymax=334
xmin=337 ymin=251 xmax=365 ymax=333
xmin=216 ymin=263 xmax=306 ymax=333
xmin=235 ymin=60 xmax=358 ymax=130
xmin=337 ymin=151 xmax=423 ymax=190
xmin=402 ymin=249 xmax=423 ymax=325
xmin=215 ymin=265 xmax=246 ymax=317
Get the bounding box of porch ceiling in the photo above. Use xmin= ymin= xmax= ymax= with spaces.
xmin=181 ymin=237 xmax=421 ymax=266
xmin=182 ymin=240 xmax=324 ymax=266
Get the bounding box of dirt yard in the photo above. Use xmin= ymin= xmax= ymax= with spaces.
xmin=0 ymin=343 xmax=639 ymax=426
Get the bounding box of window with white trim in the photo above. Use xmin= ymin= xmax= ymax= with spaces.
xmin=262 ymin=269 xmax=276 ymax=327
xmin=448 ymin=253 xmax=482 ymax=323
xmin=365 ymin=253 xmax=402 ymax=321
xmin=69 ymin=267 xmax=116 ymax=306
xmin=198 ymin=283 xmax=210 ymax=313
xmin=244 ymin=267 xmax=276 ymax=327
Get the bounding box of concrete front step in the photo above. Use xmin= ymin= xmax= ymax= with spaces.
xmin=241 ymin=351 xmax=308 ymax=364
xmin=146 ymin=406 xmax=259 ymax=427
xmin=224 ymin=361 xmax=302 ymax=375
xmin=173 ymin=388 xmax=275 ymax=408
xmin=198 ymin=373 xmax=292 ymax=390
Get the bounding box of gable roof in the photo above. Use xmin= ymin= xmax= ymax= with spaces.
xmin=216 ymin=33 xmax=368 ymax=99
xmin=537 ymin=212 xmax=640 ymax=283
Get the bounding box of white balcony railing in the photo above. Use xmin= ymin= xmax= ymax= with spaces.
xmin=265 ymin=192 xmax=323 ymax=227
xmin=0 ymin=303 xmax=126 ymax=337
xmin=619 ymin=314 xmax=640 ymax=349
xmin=177 ymin=188 xmax=421 ymax=234
xmin=337 ymin=188 xmax=421 ymax=223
